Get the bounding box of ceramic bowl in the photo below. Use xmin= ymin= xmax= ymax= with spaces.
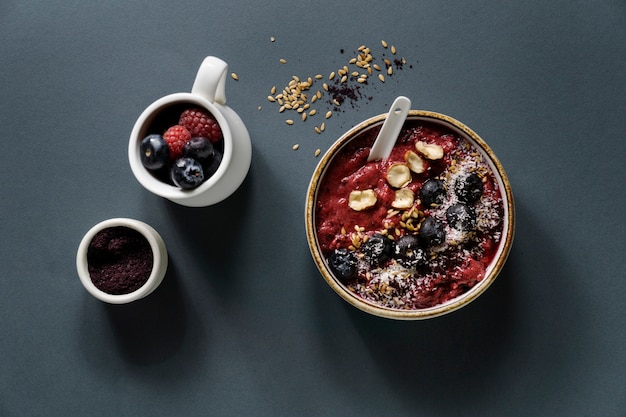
xmin=76 ymin=218 xmax=168 ymax=304
xmin=305 ymin=110 xmax=515 ymax=320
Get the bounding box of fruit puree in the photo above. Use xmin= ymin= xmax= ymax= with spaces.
xmin=315 ymin=120 xmax=504 ymax=309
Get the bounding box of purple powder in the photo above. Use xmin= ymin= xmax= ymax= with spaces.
xmin=87 ymin=226 xmax=153 ymax=295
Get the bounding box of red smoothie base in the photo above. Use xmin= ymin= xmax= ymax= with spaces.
xmin=315 ymin=120 xmax=504 ymax=310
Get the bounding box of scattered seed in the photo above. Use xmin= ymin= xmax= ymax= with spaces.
xmin=315 ymin=74 xmax=323 ymax=79
xmin=323 ymin=83 xmax=329 ymax=91
xmin=267 ymin=95 xmax=276 ymax=102
xmin=231 ymin=72 xmax=239 ymax=80
xmin=314 ymin=126 xmax=321 ymax=134
xmin=309 ymin=109 xmax=317 ymax=116
xmin=301 ymin=112 xmax=307 ymax=121
xmin=292 ymin=144 xmax=299 ymax=150
xmin=270 ymin=36 xmax=276 ymax=42
xmin=270 ymin=86 xmax=276 ymax=94
xmin=387 ymin=66 xmax=393 ymax=75
xmin=257 ymin=106 xmax=262 ymax=111
xmin=340 ymin=75 xmax=348 ymax=83
xmin=381 ymin=39 xmax=388 ymax=48
xmin=279 ymin=58 xmax=287 ymax=64
xmin=325 ymin=111 xmax=332 ymax=119
xmin=373 ymin=63 xmax=381 ymax=71
xmin=378 ymin=74 xmax=385 ymax=82
xmin=329 ymin=71 xmax=335 ymax=80
xmin=286 ymin=119 xmax=294 ymax=125
xmin=391 ymin=45 xmax=397 ymax=54
xmin=321 ymin=122 xmax=326 ymax=131
xmin=315 ymin=149 xmax=321 ymax=157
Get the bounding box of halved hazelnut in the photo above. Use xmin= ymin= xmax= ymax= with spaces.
xmin=386 ymin=163 xmax=412 ymax=188
xmin=415 ymin=141 xmax=444 ymax=160
xmin=404 ymin=150 xmax=425 ymax=173
xmin=392 ymin=188 xmax=414 ymax=209
xmin=348 ymin=189 xmax=377 ymax=211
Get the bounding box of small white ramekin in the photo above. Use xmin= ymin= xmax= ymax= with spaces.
xmin=76 ymin=218 xmax=168 ymax=304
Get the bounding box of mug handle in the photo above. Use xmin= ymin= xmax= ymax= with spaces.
xmin=191 ymin=56 xmax=228 ymax=105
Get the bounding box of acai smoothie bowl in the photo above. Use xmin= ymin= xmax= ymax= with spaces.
xmin=305 ymin=110 xmax=514 ymax=320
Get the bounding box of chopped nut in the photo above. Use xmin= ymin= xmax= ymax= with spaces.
xmin=386 ymin=164 xmax=412 ymax=188
xmin=392 ymin=188 xmax=415 ymax=209
xmin=415 ymin=141 xmax=444 ymax=160
xmin=404 ymin=150 xmax=425 ymax=173
xmin=348 ymin=189 xmax=377 ymax=211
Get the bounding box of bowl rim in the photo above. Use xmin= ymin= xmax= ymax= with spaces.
xmin=76 ymin=218 xmax=168 ymax=304
xmin=305 ymin=110 xmax=515 ymax=320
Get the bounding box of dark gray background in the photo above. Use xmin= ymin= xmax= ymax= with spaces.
xmin=1 ymin=1 xmax=624 ymax=416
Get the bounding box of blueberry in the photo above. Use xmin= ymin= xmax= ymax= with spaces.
xmin=455 ymin=173 xmax=484 ymax=204
xmin=393 ymin=235 xmax=427 ymax=269
xmin=446 ymin=203 xmax=477 ymax=231
xmin=361 ymin=233 xmax=394 ymax=265
xmin=171 ymin=157 xmax=204 ymax=190
xmin=419 ymin=178 xmax=447 ymax=208
xmin=140 ymin=134 xmax=170 ymax=170
xmin=203 ymin=147 xmax=223 ymax=179
xmin=418 ymin=217 xmax=446 ymax=246
xmin=183 ymin=136 xmax=214 ymax=162
xmin=327 ymin=248 xmax=358 ymax=281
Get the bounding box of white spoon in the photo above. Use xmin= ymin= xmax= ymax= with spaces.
xmin=367 ymin=96 xmax=411 ymax=162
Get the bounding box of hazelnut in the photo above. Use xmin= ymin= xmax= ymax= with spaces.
xmin=386 ymin=164 xmax=412 ymax=188
xmin=348 ymin=189 xmax=377 ymax=211
xmin=415 ymin=141 xmax=444 ymax=160
xmin=392 ymin=188 xmax=415 ymax=209
xmin=404 ymin=150 xmax=425 ymax=173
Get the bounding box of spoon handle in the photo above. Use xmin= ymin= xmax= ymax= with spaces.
xmin=367 ymin=96 xmax=412 ymax=162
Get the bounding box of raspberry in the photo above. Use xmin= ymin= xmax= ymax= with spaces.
xmin=163 ymin=125 xmax=191 ymax=160
xmin=179 ymin=108 xmax=223 ymax=143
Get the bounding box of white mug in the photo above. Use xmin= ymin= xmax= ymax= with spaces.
xmin=128 ymin=56 xmax=252 ymax=207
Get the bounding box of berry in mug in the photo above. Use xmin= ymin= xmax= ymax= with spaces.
xmin=139 ymin=106 xmax=223 ymax=190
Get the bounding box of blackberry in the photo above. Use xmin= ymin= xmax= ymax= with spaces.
xmin=455 ymin=173 xmax=484 ymax=204
xmin=361 ymin=233 xmax=393 ymax=265
xmin=327 ymin=248 xmax=358 ymax=281
xmin=419 ymin=178 xmax=447 ymax=207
